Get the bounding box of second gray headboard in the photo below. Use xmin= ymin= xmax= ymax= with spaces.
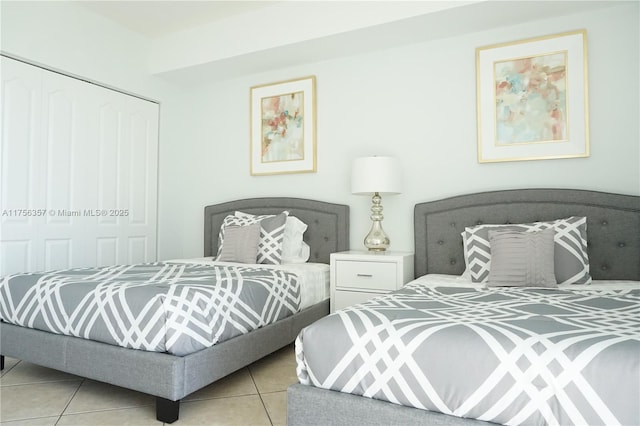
xmin=204 ymin=197 xmax=349 ymax=264
xmin=414 ymin=189 xmax=640 ymax=280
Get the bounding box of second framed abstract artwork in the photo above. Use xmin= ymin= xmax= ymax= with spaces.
xmin=250 ymin=76 xmax=316 ymax=175
xmin=476 ymin=30 xmax=589 ymax=163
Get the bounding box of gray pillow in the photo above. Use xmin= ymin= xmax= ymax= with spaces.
xmin=463 ymin=216 xmax=591 ymax=285
xmin=217 ymin=211 xmax=288 ymax=264
xmin=217 ymin=224 xmax=261 ymax=264
xmin=487 ymin=229 xmax=557 ymax=288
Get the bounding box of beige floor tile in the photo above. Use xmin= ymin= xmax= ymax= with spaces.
xmin=260 ymin=391 xmax=287 ymax=426
xmin=184 ymin=368 xmax=257 ymax=401
xmin=0 ymin=416 xmax=59 ymax=426
xmin=249 ymin=345 xmax=298 ymax=393
xmin=0 ymin=362 xmax=80 ymax=386
xmin=64 ymin=379 xmax=155 ymax=414
xmin=0 ymin=358 xmax=20 ymax=378
xmin=1 ymin=347 xmax=297 ymax=425
xmin=179 ymin=394 xmax=271 ymax=426
xmin=0 ymin=381 xmax=81 ymax=422
xmin=56 ymin=406 xmax=161 ymax=426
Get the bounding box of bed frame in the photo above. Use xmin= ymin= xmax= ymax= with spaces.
xmin=0 ymin=197 xmax=349 ymax=423
xmin=287 ymin=188 xmax=639 ymax=426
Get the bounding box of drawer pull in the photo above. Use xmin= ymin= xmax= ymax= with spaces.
xmin=356 ymin=274 xmax=373 ymax=277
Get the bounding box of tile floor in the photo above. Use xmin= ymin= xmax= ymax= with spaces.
xmin=0 ymin=344 xmax=297 ymax=425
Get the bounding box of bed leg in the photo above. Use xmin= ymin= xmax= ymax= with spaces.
xmin=156 ymin=397 xmax=180 ymax=423
xmin=0 ymin=355 xmax=4 ymax=370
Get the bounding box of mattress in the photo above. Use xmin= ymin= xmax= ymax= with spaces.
xmin=295 ymin=274 xmax=640 ymax=426
xmin=0 ymin=259 xmax=329 ymax=356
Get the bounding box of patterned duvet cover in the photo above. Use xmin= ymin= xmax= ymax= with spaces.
xmin=295 ymin=276 xmax=640 ymax=426
xmin=0 ymin=262 xmax=300 ymax=356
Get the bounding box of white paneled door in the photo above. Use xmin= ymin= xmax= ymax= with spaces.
xmin=0 ymin=57 xmax=159 ymax=275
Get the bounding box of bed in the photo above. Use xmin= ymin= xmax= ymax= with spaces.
xmin=0 ymin=197 xmax=349 ymax=423
xmin=288 ymin=188 xmax=640 ymax=426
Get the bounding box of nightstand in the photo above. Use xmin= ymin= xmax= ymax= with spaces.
xmin=330 ymin=250 xmax=414 ymax=313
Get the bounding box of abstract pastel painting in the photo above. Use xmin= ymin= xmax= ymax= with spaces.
xmin=261 ymin=91 xmax=304 ymax=162
xmin=476 ymin=30 xmax=589 ymax=163
xmin=494 ymin=51 xmax=567 ymax=145
xmin=250 ymin=76 xmax=316 ymax=175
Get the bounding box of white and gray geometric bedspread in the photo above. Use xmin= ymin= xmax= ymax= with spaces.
xmin=0 ymin=262 xmax=300 ymax=356
xmin=296 ymin=281 xmax=640 ymax=426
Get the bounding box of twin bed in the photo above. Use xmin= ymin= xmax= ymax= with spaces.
xmin=289 ymin=189 xmax=639 ymax=426
xmin=2 ymin=190 xmax=639 ymax=425
xmin=0 ymin=197 xmax=349 ymax=423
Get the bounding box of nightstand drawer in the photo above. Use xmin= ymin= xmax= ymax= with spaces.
xmin=335 ymin=260 xmax=397 ymax=291
xmin=333 ymin=290 xmax=384 ymax=311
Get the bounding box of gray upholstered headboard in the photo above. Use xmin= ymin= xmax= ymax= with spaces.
xmin=414 ymin=189 xmax=640 ymax=280
xmin=204 ymin=198 xmax=349 ymax=264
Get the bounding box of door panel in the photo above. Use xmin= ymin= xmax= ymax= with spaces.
xmin=0 ymin=57 xmax=159 ymax=275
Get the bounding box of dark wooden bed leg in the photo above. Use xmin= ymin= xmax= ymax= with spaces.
xmin=1 ymin=355 xmax=4 ymax=370
xmin=156 ymin=397 xmax=180 ymax=423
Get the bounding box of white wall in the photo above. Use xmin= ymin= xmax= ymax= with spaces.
xmin=2 ymin=2 xmax=154 ymax=99
xmin=2 ymin=1 xmax=638 ymax=263
xmin=160 ymin=2 xmax=639 ymax=259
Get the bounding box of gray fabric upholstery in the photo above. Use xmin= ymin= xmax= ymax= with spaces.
xmin=204 ymin=198 xmax=350 ymax=264
xmin=414 ymin=189 xmax=640 ymax=280
xmin=1 ymin=321 xmax=186 ymax=399
xmin=1 ymin=198 xmax=348 ymax=416
xmin=287 ymin=384 xmax=497 ymax=426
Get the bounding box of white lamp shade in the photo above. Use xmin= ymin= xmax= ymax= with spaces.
xmin=351 ymin=156 xmax=402 ymax=195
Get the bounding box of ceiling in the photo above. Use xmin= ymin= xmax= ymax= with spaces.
xmin=78 ymin=1 xmax=279 ymax=37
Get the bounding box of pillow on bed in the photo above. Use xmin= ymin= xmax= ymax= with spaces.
xmin=281 ymin=215 xmax=311 ymax=263
xmin=217 ymin=212 xmax=288 ymax=264
xmin=217 ymin=224 xmax=261 ymax=263
xmin=487 ymin=229 xmax=557 ymax=288
xmin=235 ymin=211 xmax=310 ymax=263
xmin=463 ymin=216 xmax=591 ymax=285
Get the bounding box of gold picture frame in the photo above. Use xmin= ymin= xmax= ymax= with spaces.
xmin=250 ymin=76 xmax=317 ymax=175
xmin=476 ymin=30 xmax=589 ymax=163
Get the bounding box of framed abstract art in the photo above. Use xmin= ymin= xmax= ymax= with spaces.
xmin=476 ymin=30 xmax=589 ymax=163
xmin=250 ymin=76 xmax=316 ymax=175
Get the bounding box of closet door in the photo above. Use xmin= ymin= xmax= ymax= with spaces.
xmin=0 ymin=57 xmax=158 ymax=275
xmin=87 ymin=77 xmax=159 ymax=267
xmin=0 ymin=57 xmax=42 ymax=274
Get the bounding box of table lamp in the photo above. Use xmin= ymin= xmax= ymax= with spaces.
xmin=351 ymin=156 xmax=402 ymax=251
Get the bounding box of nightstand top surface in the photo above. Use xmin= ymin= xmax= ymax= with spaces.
xmin=332 ymin=250 xmax=414 ymax=257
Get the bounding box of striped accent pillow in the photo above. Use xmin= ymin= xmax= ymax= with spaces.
xmin=217 ymin=224 xmax=261 ymax=264
xmin=217 ymin=212 xmax=288 ymax=264
xmin=487 ymin=229 xmax=557 ymax=288
xmin=463 ymin=216 xmax=591 ymax=285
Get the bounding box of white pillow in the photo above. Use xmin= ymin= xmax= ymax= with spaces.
xmin=282 ymin=216 xmax=310 ymax=263
xmin=234 ymin=211 xmax=310 ymax=263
